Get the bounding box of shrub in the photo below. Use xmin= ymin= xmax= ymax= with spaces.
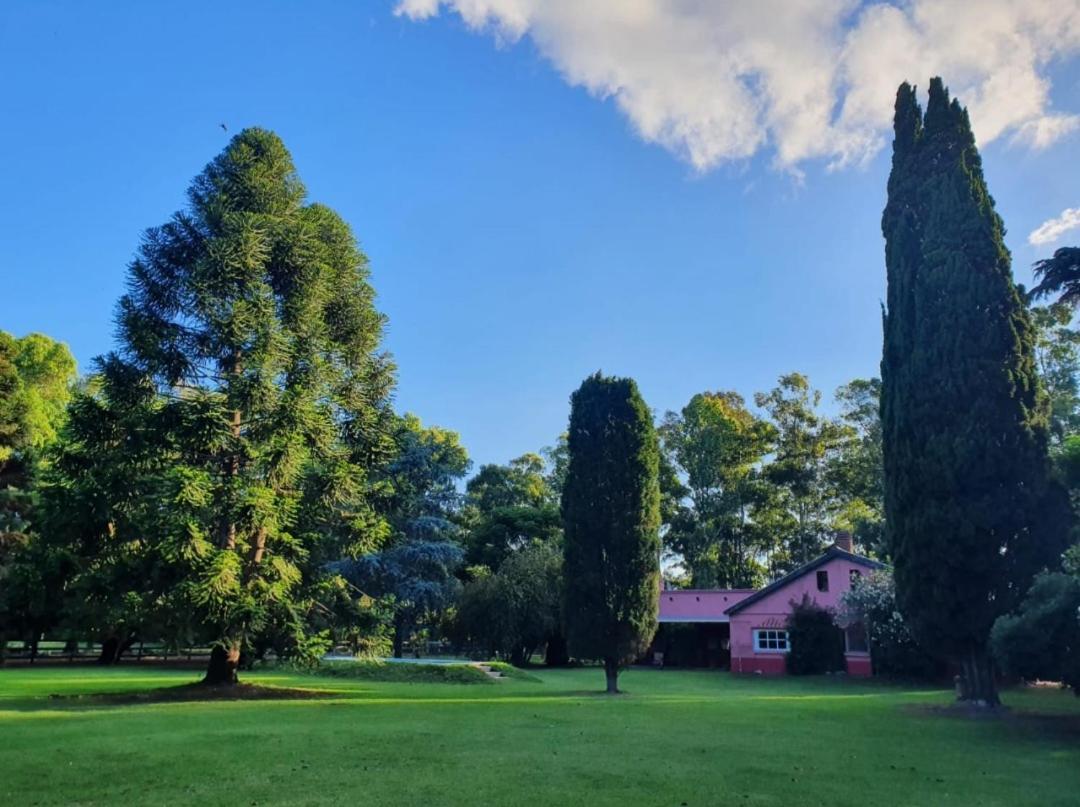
xmin=785 ymin=596 xmax=844 ymax=675
xmin=307 ymin=660 xmax=493 ymax=685
xmin=992 ymin=571 xmax=1080 ymax=694
xmin=839 ymin=570 xmax=943 ymax=680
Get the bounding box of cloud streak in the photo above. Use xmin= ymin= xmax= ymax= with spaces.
xmin=396 ymin=0 xmax=1080 ymax=172
xmin=1030 ymin=208 xmax=1080 ymax=246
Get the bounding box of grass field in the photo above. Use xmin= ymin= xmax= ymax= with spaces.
xmin=2 ymin=665 xmax=1078 ymax=806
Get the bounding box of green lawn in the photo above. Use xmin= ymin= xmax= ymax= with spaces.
xmin=1 ymin=665 xmax=1078 ymax=806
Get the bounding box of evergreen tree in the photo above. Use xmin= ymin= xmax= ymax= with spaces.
xmin=881 ymin=79 xmax=1071 ymax=705
xmin=561 ymin=372 xmax=660 ymax=693
xmin=105 ymin=129 xmax=395 ymax=684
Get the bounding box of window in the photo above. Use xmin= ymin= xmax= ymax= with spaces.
xmin=850 ymin=569 xmax=862 ymax=585
xmin=845 ymin=622 xmax=869 ymax=654
xmin=753 ymin=629 xmax=790 ymax=653
xmin=816 ymin=570 xmax=829 ymax=592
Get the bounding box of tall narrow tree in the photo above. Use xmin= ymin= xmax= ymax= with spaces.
xmin=108 ymin=129 xmax=395 ymax=684
xmin=881 ymin=79 xmax=1071 ymax=705
xmin=562 ymin=373 xmax=660 ymax=693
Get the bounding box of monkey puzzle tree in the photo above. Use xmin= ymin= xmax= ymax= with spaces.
xmin=562 ymin=372 xmax=660 ymax=693
xmin=106 ymin=129 xmax=395 ymax=684
xmin=881 ymin=79 xmax=1071 ymax=705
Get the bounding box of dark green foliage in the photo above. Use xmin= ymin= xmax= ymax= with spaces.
xmin=463 ymin=453 xmax=561 ymax=570
xmin=839 ymin=570 xmax=943 ymax=679
xmin=880 ymin=79 xmax=1071 ymax=703
xmin=307 ymin=659 xmax=493 ymax=684
xmin=336 ymin=540 xmax=463 ymax=658
xmin=1030 ymin=247 xmax=1080 ymax=308
xmin=992 ymin=572 xmax=1080 ymax=695
xmin=561 ymin=372 xmax=660 ymax=692
xmin=96 ymin=129 xmax=396 ymax=682
xmin=453 ymin=541 xmax=562 ymax=665
xmin=785 ymin=596 xmax=845 ymax=675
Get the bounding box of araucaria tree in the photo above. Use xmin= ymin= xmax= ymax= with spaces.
xmin=107 ymin=129 xmax=395 ymax=684
xmin=562 ymin=372 xmax=660 ymax=693
xmin=881 ymin=79 xmax=1070 ymax=705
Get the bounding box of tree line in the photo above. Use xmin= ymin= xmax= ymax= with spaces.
xmin=3 ymin=78 xmax=1080 ymax=698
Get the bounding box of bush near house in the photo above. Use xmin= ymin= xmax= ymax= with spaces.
xmin=785 ymin=596 xmax=844 ymax=675
xmin=840 ymin=570 xmax=944 ymax=680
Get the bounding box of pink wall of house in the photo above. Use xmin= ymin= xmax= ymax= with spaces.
xmin=658 ymin=590 xmax=755 ymax=622
xmin=729 ymin=556 xmax=871 ymax=676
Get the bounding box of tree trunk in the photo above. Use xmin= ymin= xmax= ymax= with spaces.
xmin=392 ymin=623 xmax=404 ymax=659
xmin=956 ymin=647 xmax=999 ymax=707
xmin=604 ymin=656 xmax=620 ymax=694
xmin=203 ymin=643 xmax=241 ymax=686
xmin=544 ymin=634 xmax=569 ymax=667
xmin=97 ymin=636 xmax=121 ymax=665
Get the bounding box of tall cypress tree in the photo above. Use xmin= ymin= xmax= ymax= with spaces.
xmin=881 ymin=79 xmax=1070 ymax=705
xmin=109 ymin=129 xmax=395 ymax=684
xmin=562 ymin=372 xmax=660 ymax=693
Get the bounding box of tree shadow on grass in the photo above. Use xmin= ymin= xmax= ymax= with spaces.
xmin=43 ymin=682 xmax=336 ymax=707
xmin=902 ymin=702 xmax=1080 ymax=743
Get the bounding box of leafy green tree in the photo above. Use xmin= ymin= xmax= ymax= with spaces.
xmin=828 ymin=378 xmax=885 ymax=557
xmin=562 ymin=372 xmax=660 ymax=693
xmin=881 ymin=79 xmax=1071 ymax=705
xmin=1030 ymin=304 xmax=1080 ymax=443
xmin=463 ymin=452 xmax=560 ymax=570
xmin=0 ymin=331 xmax=77 ymax=464
xmin=35 ymin=360 xmax=181 ymax=663
xmin=0 ymin=331 xmax=77 ymax=660
xmin=101 ymin=129 xmax=395 ymax=684
xmin=660 ymin=391 xmax=774 ymax=587
xmin=454 ymin=541 xmax=563 ymax=665
xmin=754 ymin=374 xmax=851 ymax=572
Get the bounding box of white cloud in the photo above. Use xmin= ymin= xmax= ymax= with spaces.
xmin=1029 ymin=208 xmax=1080 ymax=245
xmin=395 ymin=0 xmax=1080 ymax=171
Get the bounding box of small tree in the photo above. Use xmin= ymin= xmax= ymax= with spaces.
xmin=337 ymin=540 xmax=463 ymax=658
xmin=562 ymin=372 xmax=660 ymax=693
xmin=454 ymin=541 xmax=562 ymax=665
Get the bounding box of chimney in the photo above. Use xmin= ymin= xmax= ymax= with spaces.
xmin=833 ymin=531 xmax=853 ymax=553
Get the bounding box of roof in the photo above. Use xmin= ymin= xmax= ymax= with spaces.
xmin=724 ymin=546 xmax=885 ymax=616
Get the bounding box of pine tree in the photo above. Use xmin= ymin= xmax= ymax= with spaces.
xmin=881 ymin=79 xmax=1071 ymax=705
xmin=561 ymin=372 xmax=660 ymax=693
xmin=107 ymin=129 xmax=395 ymax=684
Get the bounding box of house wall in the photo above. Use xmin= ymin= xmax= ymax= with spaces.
xmin=729 ymin=556 xmax=871 ymax=676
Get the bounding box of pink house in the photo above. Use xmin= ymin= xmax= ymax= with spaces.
xmin=655 ymin=535 xmax=883 ymax=675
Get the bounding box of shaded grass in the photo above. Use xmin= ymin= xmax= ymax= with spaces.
xmin=481 ymin=661 xmax=542 ymax=681
xmin=300 ymin=659 xmax=493 ymax=685
xmin=1 ymin=666 xmax=1078 ymax=806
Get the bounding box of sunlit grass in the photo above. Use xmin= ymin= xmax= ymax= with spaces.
xmin=1 ymin=665 xmax=1077 ymax=806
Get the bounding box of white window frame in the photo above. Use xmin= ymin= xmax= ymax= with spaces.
xmin=753 ymin=628 xmax=790 ymax=653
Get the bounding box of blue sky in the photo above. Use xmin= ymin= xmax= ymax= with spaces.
xmin=3 ymin=1 xmax=1080 ymax=470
